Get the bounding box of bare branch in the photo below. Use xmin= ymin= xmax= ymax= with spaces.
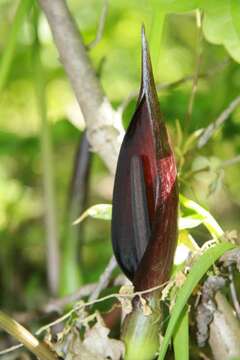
xmin=43 ymin=283 xmax=97 ymax=313
xmin=36 ymin=280 xmax=169 ymax=335
xmin=89 ymin=255 xmax=117 ymax=301
xmin=43 ymin=272 xmax=129 ymax=313
xmin=228 ymin=265 xmax=240 ymax=320
xmin=37 ymin=0 xmax=124 ymax=174
xmin=198 ymin=95 xmax=240 ymax=148
xmin=185 ymin=10 xmax=203 ymax=129
xmin=0 ymin=343 xmax=23 ymax=356
xmin=119 ymin=60 xmax=229 ymax=114
xmin=222 ymin=155 xmax=240 ymax=168
xmin=87 ymin=0 xmax=108 ymax=50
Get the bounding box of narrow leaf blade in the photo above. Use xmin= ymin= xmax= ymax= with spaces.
xmin=173 ymin=306 xmax=189 ymax=360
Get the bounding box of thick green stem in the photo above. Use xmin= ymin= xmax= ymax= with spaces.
xmin=122 ymin=292 xmax=161 ymax=360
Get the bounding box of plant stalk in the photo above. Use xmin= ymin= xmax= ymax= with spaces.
xmin=122 ymin=292 xmax=161 ymax=360
xmin=32 ymin=10 xmax=60 ymax=295
xmin=0 ymin=311 xmax=57 ymax=360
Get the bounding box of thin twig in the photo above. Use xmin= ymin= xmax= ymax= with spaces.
xmin=37 ymin=0 xmax=124 ymax=174
xmin=0 ymin=343 xmax=23 ymax=356
xmin=9 ymin=274 xmax=126 ymax=324
xmin=222 ymin=155 xmax=240 ymax=168
xmin=119 ymin=60 xmax=229 ymax=114
xmin=33 ymin=12 xmax=59 ymax=295
xmin=228 ymin=265 xmax=240 ymax=320
xmin=0 ymin=275 xmax=132 ymax=356
xmin=183 ymin=154 xmax=240 ymax=181
xmin=0 ymin=280 xmax=169 ymax=358
xmin=158 ymin=59 xmax=228 ymax=91
xmin=43 ymin=273 xmax=128 ymax=313
xmin=87 ymin=0 xmax=108 ymax=50
xmin=185 ymin=10 xmax=202 ymax=130
xmin=89 ymin=255 xmax=117 ymax=301
xmin=36 ymin=280 xmax=169 ymax=336
xmin=198 ymin=95 xmax=240 ymax=148
xmin=43 ymin=283 xmax=97 ymax=313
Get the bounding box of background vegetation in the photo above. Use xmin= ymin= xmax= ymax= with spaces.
xmin=0 ymin=0 xmax=240 ymax=358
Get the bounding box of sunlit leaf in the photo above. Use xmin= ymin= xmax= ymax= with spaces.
xmin=152 ymin=0 xmax=199 ymax=13
xmin=202 ymin=0 xmax=240 ymax=63
xmin=180 ymin=194 xmax=224 ymax=239
xmin=230 ymin=0 xmax=240 ymax=41
xmin=174 ymin=230 xmax=199 ymax=265
xmin=179 ymin=215 xmax=203 ymax=230
xmin=73 ymin=204 xmax=112 ymax=224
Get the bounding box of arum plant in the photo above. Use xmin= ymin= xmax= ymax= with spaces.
xmin=111 ymin=27 xmax=178 ymax=360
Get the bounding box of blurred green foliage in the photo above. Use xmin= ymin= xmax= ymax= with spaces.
xmin=0 ymin=0 xmax=239 ymax=320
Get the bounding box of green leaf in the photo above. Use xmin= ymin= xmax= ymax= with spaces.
xmin=151 ymin=0 xmax=240 ymax=63
xmin=149 ymin=0 xmax=200 ymax=70
xmin=178 ymin=230 xmax=199 ymax=251
xmin=152 ymin=0 xmax=199 ymax=13
xmin=174 ymin=230 xmax=199 ymax=266
xmin=158 ymin=242 xmax=236 ymax=360
xmin=173 ymin=306 xmax=189 ymax=360
xmin=180 ymin=194 xmax=224 ymax=239
xmin=231 ymin=0 xmax=240 ymax=41
xmin=73 ymin=204 xmax=112 ymax=224
xmin=149 ymin=11 xmax=165 ymax=78
xmin=202 ymin=0 xmax=240 ymax=63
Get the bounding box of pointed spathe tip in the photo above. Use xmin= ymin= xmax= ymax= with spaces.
xmin=141 ymin=24 xmax=146 ymax=40
xmin=141 ymin=24 xmax=148 ymax=65
xmin=140 ymin=24 xmax=155 ymax=100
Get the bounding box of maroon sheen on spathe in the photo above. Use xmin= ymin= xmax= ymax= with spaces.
xmin=111 ymin=27 xmax=178 ymax=292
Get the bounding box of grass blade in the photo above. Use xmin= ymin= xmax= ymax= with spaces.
xmin=0 ymin=0 xmax=32 ymax=91
xmin=173 ymin=306 xmax=189 ymax=360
